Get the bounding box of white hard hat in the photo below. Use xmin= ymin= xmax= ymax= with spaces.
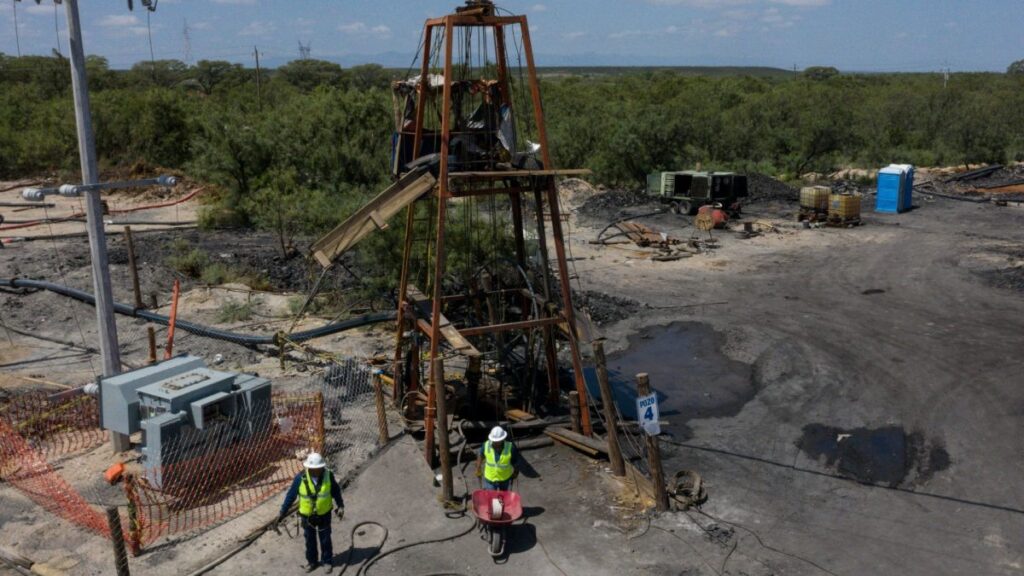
xmin=488 ymin=426 xmax=507 ymax=442
xmin=303 ymin=452 xmax=326 ymax=469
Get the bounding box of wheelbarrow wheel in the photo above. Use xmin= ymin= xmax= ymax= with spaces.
xmin=489 ymin=526 xmax=504 ymax=556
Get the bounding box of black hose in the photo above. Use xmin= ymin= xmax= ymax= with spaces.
xmin=0 ymin=277 xmax=396 ymax=348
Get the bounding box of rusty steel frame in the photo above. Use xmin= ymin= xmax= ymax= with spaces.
xmin=393 ymin=8 xmax=593 ymax=463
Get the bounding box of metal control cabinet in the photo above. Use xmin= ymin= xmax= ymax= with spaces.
xmin=99 ymin=355 xmax=273 ymax=489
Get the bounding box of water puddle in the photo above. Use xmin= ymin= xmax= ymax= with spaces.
xmin=588 ymin=323 xmax=754 ymax=434
xmin=797 ymin=424 xmax=950 ymax=487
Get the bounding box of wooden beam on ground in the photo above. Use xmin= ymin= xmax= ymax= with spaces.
xmin=312 ymin=168 xmax=437 ymax=267
xmin=505 ymin=409 xmax=536 ymax=422
xmin=544 ymin=426 xmax=608 ymax=457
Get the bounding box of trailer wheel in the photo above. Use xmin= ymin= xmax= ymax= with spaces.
xmin=682 ymin=201 xmax=698 ymax=216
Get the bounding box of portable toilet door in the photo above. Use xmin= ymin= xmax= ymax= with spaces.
xmin=901 ymin=165 xmax=914 ymax=211
xmin=876 ymin=166 xmax=904 ymax=213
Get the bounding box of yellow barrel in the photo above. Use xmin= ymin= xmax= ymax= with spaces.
xmin=829 ymin=193 xmax=861 ymax=220
xmin=800 ymin=186 xmax=830 ymax=211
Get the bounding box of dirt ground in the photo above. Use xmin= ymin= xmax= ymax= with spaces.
xmin=564 ymin=180 xmax=1024 ymax=575
xmin=3 ymin=172 xmax=1024 ymax=575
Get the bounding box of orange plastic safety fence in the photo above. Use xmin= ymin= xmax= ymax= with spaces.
xmin=0 ymin=391 xmax=107 ymax=461
xmin=126 ymin=393 xmax=324 ymax=548
xmin=0 ymin=418 xmax=110 ymax=537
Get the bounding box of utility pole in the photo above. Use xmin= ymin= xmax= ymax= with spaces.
xmin=253 ymin=46 xmax=262 ymax=112
xmin=12 ymin=0 xmax=21 ymax=57
xmin=64 ymin=0 xmax=128 ymax=452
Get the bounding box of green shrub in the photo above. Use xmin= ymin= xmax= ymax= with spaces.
xmin=216 ymin=301 xmax=254 ymax=323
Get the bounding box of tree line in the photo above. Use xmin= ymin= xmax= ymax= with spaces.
xmin=2 ymin=53 xmax=1022 ymax=237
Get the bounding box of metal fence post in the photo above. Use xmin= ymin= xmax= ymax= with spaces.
xmin=105 ymin=506 xmax=130 ymax=576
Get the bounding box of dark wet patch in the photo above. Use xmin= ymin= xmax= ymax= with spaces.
xmin=797 ymin=424 xmax=950 ymax=487
xmin=861 ymin=288 xmax=886 ymax=295
xmin=597 ymin=323 xmax=755 ymax=441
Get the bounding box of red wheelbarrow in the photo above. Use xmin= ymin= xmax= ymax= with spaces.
xmin=471 ymin=489 xmax=523 ymax=556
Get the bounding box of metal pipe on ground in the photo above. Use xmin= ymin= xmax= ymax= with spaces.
xmin=0 ymin=278 xmax=396 ymax=347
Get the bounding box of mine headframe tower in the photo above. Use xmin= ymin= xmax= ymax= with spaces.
xmin=391 ymin=0 xmax=592 ymax=461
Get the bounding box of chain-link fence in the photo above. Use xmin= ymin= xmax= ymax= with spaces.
xmin=125 ymin=392 xmax=323 ymax=550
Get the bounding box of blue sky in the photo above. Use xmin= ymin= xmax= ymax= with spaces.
xmin=1 ymin=1 xmax=1020 ymax=71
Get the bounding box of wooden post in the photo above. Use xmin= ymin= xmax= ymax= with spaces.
xmin=466 ymin=355 xmax=481 ymax=412
xmin=636 ymin=373 xmax=668 ymax=512
xmin=433 ymin=359 xmax=453 ymax=502
xmin=146 ymin=327 xmax=157 ymax=365
xmin=568 ymin=391 xmax=581 ymax=434
xmin=163 ymin=279 xmax=179 ymax=360
xmin=594 ymin=340 xmax=625 ymax=477
xmin=105 ymin=506 xmax=130 ymax=576
xmin=124 ymin=226 xmax=143 ymax=310
xmin=373 ymin=371 xmax=390 ymax=445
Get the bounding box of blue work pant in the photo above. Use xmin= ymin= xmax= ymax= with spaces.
xmin=301 ymin=514 xmax=333 ymax=566
xmin=483 ymin=479 xmax=511 ymax=491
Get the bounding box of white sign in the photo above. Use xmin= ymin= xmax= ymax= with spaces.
xmin=636 ymin=393 xmax=660 ymax=436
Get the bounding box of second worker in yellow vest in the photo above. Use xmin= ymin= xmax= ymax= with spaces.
xmin=475 ymin=426 xmax=522 ymax=491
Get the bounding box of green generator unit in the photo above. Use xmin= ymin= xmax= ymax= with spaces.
xmin=646 ymin=171 xmax=748 ymax=215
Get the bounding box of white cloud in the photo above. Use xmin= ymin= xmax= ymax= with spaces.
xmin=531 ymin=3 xmax=548 ymax=11
xmin=563 ymin=31 xmax=585 ymax=40
xmin=213 ymin=0 xmax=257 ymax=5
xmin=339 ymin=22 xmax=367 ymax=33
xmin=239 ymin=21 xmax=275 ymax=37
xmin=99 ymin=14 xmax=141 ymax=27
xmin=338 ymin=22 xmax=392 ymax=38
xmin=23 ymin=4 xmax=55 ymax=16
xmin=609 ymin=30 xmax=646 ymax=40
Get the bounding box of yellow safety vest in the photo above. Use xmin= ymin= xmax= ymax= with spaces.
xmin=484 ymin=441 xmax=513 ymax=483
xmin=298 ymin=470 xmax=333 ymax=517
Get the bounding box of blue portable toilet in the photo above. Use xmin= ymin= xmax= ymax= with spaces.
xmin=876 ymin=164 xmax=913 ymax=213
xmin=891 ymin=163 xmax=914 ymax=211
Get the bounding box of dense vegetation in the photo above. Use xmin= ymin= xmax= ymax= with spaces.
xmin=2 ymin=53 xmax=1022 ymax=242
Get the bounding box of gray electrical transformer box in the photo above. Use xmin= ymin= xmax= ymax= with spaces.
xmin=98 ymin=355 xmax=273 ymax=489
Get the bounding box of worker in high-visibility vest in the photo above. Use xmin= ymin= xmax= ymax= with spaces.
xmin=475 ymin=426 xmax=522 ymax=491
xmin=277 ymin=452 xmax=345 ymax=574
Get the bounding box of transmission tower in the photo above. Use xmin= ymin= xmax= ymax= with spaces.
xmin=12 ymin=0 xmax=21 ymax=57
xmin=298 ymin=40 xmax=311 ymax=60
xmin=183 ymin=18 xmax=192 ymax=64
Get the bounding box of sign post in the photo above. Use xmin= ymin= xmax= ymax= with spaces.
xmin=635 ymin=373 xmax=668 ymax=511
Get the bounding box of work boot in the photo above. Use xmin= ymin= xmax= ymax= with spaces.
xmin=302 ymin=563 xmax=318 ymax=573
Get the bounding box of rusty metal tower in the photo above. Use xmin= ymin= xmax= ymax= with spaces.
xmin=392 ymin=1 xmax=593 ymax=461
